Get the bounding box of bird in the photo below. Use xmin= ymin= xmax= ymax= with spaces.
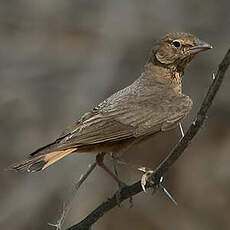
xmin=9 ymin=32 xmax=212 ymax=184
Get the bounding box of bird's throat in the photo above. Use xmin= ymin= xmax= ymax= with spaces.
xmin=144 ymin=62 xmax=183 ymax=94
xmin=170 ymin=69 xmax=183 ymax=93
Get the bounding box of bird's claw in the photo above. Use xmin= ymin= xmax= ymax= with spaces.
xmin=139 ymin=169 xmax=154 ymax=192
xmin=139 ymin=170 xmax=178 ymax=205
xmin=115 ymin=182 xmax=127 ymax=206
xmin=115 ymin=182 xmax=133 ymax=207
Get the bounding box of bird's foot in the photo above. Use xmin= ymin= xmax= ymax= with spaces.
xmin=138 ymin=168 xmax=178 ymax=205
xmin=115 ymin=181 xmax=133 ymax=208
xmin=111 ymin=157 xmax=133 ymax=207
xmin=138 ymin=167 xmax=155 ymax=192
xmin=115 ymin=181 xmax=126 ymax=206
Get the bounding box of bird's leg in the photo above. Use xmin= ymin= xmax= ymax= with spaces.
xmin=96 ymin=153 xmax=125 ymax=187
xmin=111 ymin=155 xmax=134 ymax=207
xmin=96 ymin=153 xmax=128 ymax=205
xmin=112 ymin=157 xmax=119 ymax=178
xmin=112 ymin=157 xmax=124 ymax=206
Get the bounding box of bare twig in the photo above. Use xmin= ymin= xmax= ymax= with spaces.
xmin=66 ymin=49 xmax=230 ymax=230
xmin=74 ymin=162 xmax=97 ymax=191
xmin=49 ymin=162 xmax=97 ymax=229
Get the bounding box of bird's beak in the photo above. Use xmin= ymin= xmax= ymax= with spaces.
xmin=190 ymin=39 xmax=213 ymax=54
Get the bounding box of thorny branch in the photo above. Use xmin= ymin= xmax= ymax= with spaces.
xmin=66 ymin=49 xmax=230 ymax=230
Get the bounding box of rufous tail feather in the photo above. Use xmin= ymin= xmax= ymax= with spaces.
xmin=8 ymin=148 xmax=77 ymax=172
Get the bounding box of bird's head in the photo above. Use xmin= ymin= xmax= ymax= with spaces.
xmin=150 ymin=32 xmax=212 ymax=72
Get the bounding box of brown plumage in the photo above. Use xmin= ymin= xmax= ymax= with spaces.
xmin=9 ymin=32 xmax=212 ymax=174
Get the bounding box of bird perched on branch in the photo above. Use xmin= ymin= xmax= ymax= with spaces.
xmin=9 ymin=32 xmax=212 ymax=184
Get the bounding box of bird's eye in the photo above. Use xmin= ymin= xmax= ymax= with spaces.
xmin=172 ymin=40 xmax=181 ymax=48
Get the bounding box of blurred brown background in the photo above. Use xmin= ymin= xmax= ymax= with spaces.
xmin=1 ymin=0 xmax=230 ymax=229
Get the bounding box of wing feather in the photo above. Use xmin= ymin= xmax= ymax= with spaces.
xmin=54 ymin=94 xmax=192 ymax=149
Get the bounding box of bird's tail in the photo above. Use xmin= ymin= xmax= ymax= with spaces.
xmin=8 ymin=148 xmax=77 ymax=173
